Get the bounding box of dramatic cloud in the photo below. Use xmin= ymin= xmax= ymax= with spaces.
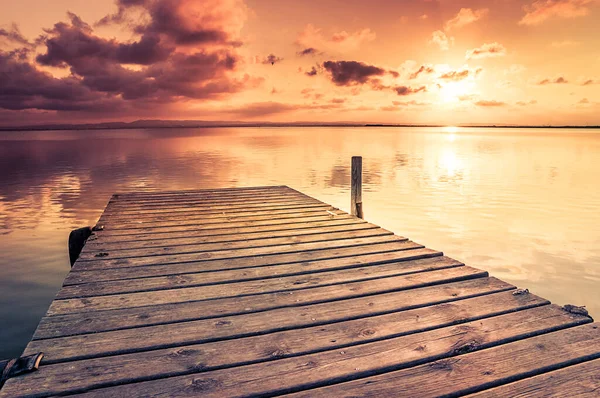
xmin=297 ymin=47 xmax=319 ymax=56
xmin=519 ymin=0 xmax=597 ymax=26
xmin=439 ymin=67 xmax=482 ymax=81
xmin=409 ymin=65 xmax=434 ymax=79
xmin=296 ymin=24 xmax=375 ymax=53
xmin=262 ymin=54 xmax=283 ymax=65
xmin=305 ymin=66 xmax=318 ymax=76
xmin=322 ymin=60 xmax=385 ymax=86
xmin=474 ymin=100 xmax=507 ymax=107
xmin=537 ymin=76 xmax=569 ymax=85
xmin=444 ymin=8 xmax=489 ymax=31
xmin=0 ymin=1 xmax=255 ymax=115
xmin=429 ymin=30 xmax=454 ymax=51
xmin=466 ymin=42 xmax=507 ymax=59
xmin=393 ymin=86 xmax=427 ymax=96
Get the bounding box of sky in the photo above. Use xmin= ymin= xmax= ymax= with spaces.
xmin=0 ymin=0 xmax=599 ymax=126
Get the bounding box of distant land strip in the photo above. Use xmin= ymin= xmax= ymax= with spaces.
xmin=0 ymin=120 xmax=599 ymax=132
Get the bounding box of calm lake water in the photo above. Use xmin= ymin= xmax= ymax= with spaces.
xmin=0 ymin=126 xmax=599 ymax=359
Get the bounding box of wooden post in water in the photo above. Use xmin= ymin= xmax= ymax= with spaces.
xmin=351 ymin=156 xmax=364 ymax=218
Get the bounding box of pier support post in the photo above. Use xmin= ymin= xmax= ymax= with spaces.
xmin=351 ymin=156 xmax=364 ymax=218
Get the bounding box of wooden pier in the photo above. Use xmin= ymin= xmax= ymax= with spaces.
xmin=1 ymin=185 xmax=599 ymax=397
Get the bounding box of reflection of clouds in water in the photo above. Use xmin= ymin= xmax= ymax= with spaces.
xmin=0 ymin=126 xmax=599 ymax=358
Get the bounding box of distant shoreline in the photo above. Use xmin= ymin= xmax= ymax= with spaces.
xmin=1 ymin=121 xmax=599 ymax=132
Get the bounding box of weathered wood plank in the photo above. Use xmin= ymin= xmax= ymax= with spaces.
xmin=99 ymin=205 xmax=338 ymax=227
xmin=73 ymin=236 xmax=413 ymax=270
xmin=49 ymin=264 xmax=484 ymax=315
xmin=29 ymin=283 xmax=524 ymax=365
xmin=286 ymin=323 xmax=600 ymax=398
xmin=82 ymin=222 xmax=381 ymax=252
xmin=112 ymin=185 xmax=289 ymax=198
xmin=107 ymin=193 xmax=324 ymax=212
xmin=107 ymin=189 xmax=308 ymax=205
xmin=77 ymin=227 xmax=394 ymax=261
xmin=101 ymin=198 xmax=323 ymax=217
xmin=36 ymin=277 xmax=511 ymax=339
xmin=45 ymin=311 xmax=595 ymax=398
xmin=65 ymin=244 xmax=438 ymax=285
xmin=467 ymin=357 xmax=600 ymax=397
xmin=6 ymin=301 xmax=576 ymax=397
xmin=100 ymin=209 xmax=346 ymax=232
xmin=95 ymin=214 xmax=358 ymax=237
xmin=59 ymin=254 xmax=458 ymax=299
xmin=86 ymin=218 xmax=367 ymax=244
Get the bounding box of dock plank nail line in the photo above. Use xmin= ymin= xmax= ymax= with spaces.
xmin=1 ymin=185 xmax=597 ymax=398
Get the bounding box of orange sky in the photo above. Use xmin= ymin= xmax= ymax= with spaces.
xmin=0 ymin=0 xmax=599 ymax=126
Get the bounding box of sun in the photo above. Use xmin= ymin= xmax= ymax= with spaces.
xmin=439 ymin=81 xmax=473 ymax=103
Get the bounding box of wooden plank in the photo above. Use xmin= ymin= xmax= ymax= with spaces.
xmin=29 ymin=282 xmax=523 ymax=365
xmin=99 ymin=205 xmax=338 ymax=226
xmin=36 ymin=277 xmax=512 ymax=340
xmin=98 ymin=209 xmax=348 ymax=232
xmin=39 ymin=310 xmax=595 ymax=398
xmin=49 ymin=264 xmax=485 ymax=315
xmin=286 ymin=323 xmax=600 ymax=398
xmin=58 ymin=255 xmax=459 ymax=299
xmin=467 ymin=357 xmax=600 ymax=397
xmin=5 ymin=299 xmax=573 ymax=397
xmin=104 ymin=195 xmax=322 ymax=213
xmin=82 ymin=222 xmax=381 ymax=252
xmin=106 ymin=190 xmax=315 ymax=205
xmin=95 ymin=214 xmax=358 ymax=237
xmin=37 ymin=276 xmax=510 ymax=340
xmin=65 ymin=246 xmax=441 ymax=286
xmin=76 ymin=228 xmax=395 ymax=262
xmin=72 ymin=236 xmax=413 ymax=270
xmin=107 ymin=189 xmax=309 ymax=204
xmin=112 ymin=185 xmax=289 ymax=198
xmin=101 ymin=198 xmax=323 ymax=217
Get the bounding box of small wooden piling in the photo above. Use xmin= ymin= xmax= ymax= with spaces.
xmin=351 ymin=156 xmax=363 ymax=218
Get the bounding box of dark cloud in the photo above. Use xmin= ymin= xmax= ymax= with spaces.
xmin=474 ymin=100 xmax=507 ymax=107
xmin=409 ymin=65 xmax=434 ymax=79
xmin=394 ymin=85 xmax=427 ymax=95
xmin=537 ymin=76 xmax=568 ymax=85
xmin=1 ymin=2 xmax=253 ymax=115
xmin=322 ymin=60 xmax=385 ymax=86
xmin=305 ymin=66 xmax=318 ymax=76
xmin=297 ymin=47 xmax=319 ymax=56
xmin=262 ymin=54 xmax=283 ymax=65
xmin=0 ymin=24 xmax=32 ymax=47
xmin=0 ymin=50 xmax=124 ymax=112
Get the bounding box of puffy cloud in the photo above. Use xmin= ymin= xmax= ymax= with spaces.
xmin=296 ymin=24 xmax=375 ymax=53
xmin=439 ymin=67 xmax=482 ymax=81
xmin=465 ymin=42 xmax=507 ymax=59
xmin=517 ymin=100 xmax=538 ymax=106
xmin=409 ymin=65 xmax=435 ymax=80
xmin=444 ymin=8 xmax=489 ymax=31
xmin=262 ymin=54 xmax=283 ymax=65
xmin=519 ymin=0 xmax=598 ymax=26
xmin=536 ymin=76 xmax=569 ymax=85
xmin=322 ymin=60 xmax=385 ymax=86
xmin=297 ymin=47 xmax=319 ymax=56
xmin=1 ymin=1 xmax=255 ymax=115
xmin=305 ymin=66 xmax=318 ymax=76
xmin=429 ymin=30 xmax=454 ymax=51
xmin=393 ymin=86 xmax=427 ymax=96
xmin=474 ymin=100 xmax=507 ymax=107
